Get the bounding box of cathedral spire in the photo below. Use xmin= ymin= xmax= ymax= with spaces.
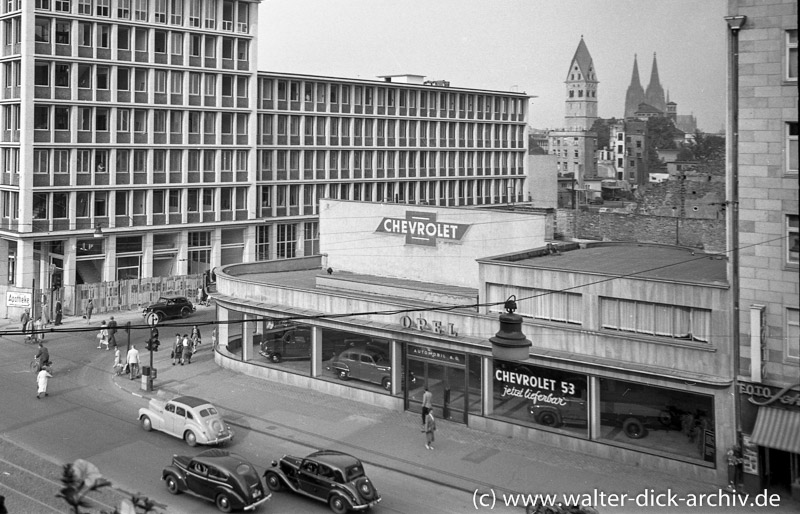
xmin=645 ymin=52 xmax=666 ymax=113
xmin=624 ymin=54 xmax=646 ymax=118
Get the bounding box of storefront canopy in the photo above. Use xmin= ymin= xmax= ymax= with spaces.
xmin=749 ymin=407 xmax=800 ymax=454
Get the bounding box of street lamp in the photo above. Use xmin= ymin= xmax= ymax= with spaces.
xmin=489 ymin=296 xmax=532 ymax=361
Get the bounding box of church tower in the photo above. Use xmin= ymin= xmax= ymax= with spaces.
xmin=564 ymin=37 xmax=598 ymax=131
xmin=624 ymin=54 xmax=646 ymax=118
xmin=645 ymin=52 xmax=666 ymax=113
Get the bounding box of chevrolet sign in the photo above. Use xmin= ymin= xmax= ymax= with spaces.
xmin=376 ymin=211 xmax=470 ymax=246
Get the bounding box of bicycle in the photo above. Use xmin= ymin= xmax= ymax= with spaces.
xmin=30 ymin=359 xmax=53 ymax=373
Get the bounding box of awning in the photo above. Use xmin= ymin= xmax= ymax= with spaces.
xmin=749 ymin=407 xmax=800 ymax=454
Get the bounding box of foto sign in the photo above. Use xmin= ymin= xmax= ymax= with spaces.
xmin=376 ymin=211 xmax=469 ymax=247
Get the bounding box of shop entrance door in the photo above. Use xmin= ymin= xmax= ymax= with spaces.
xmin=407 ymin=359 xmax=467 ymax=424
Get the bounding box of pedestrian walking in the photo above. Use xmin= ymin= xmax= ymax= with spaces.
xmin=126 ymin=344 xmax=140 ymax=380
xmin=107 ymin=316 xmax=118 ymax=348
xmin=112 ymin=346 xmax=123 ymax=376
xmin=97 ymin=320 xmax=109 ymax=350
xmin=36 ymin=367 xmax=53 ymax=399
xmin=182 ymin=334 xmax=192 ymax=364
xmin=190 ymin=325 xmax=202 ymax=347
xmin=20 ymin=308 xmax=30 ymax=335
xmin=85 ymin=299 xmax=94 ymax=323
xmin=34 ymin=317 xmax=44 ymax=341
xmin=172 ymin=333 xmax=182 ymax=365
xmin=421 ymin=386 xmax=433 ymax=427
xmin=424 ymin=410 xmax=436 ymax=450
xmin=41 ymin=298 xmax=50 ymax=327
xmin=54 ymin=301 xmax=63 ymax=326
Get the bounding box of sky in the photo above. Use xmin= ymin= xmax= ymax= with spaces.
xmin=257 ymin=0 xmax=728 ymax=132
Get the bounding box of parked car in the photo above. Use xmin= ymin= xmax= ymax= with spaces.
xmin=258 ymin=323 xmax=312 ymax=363
xmin=163 ymin=449 xmax=270 ymax=513
xmin=138 ymin=395 xmax=234 ymax=447
xmin=142 ymin=296 xmax=195 ymax=323
xmin=264 ymin=450 xmax=381 ymax=514
xmin=330 ymin=346 xmax=396 ymax=391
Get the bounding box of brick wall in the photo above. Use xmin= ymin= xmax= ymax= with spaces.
xmin=556 ymin=209 xmax=725 ymax=253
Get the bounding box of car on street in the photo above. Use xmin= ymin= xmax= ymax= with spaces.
xmin=264 ymin=450 xmax=381 ymax=514
xmin=330 ymin=345 xmax=395 ymax=391
xmin=142 ymin=296 xmax=195 ymax=323
xmin=138 ymin=396 xmax=234 ymax=447
xmin=162 ymin=449 xmax=270 ymax=513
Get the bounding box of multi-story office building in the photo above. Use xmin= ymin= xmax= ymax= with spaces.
xmin=0 ymin=1 xmax=528 ymax=311
xmin=727 ymin=0 xmax=799 ymax=499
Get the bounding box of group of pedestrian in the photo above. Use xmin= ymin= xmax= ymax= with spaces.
xmin=96 ymin=316 xmax=118 ymax=350
xmin=171 ymin=326 xmax=202 ymax=365
xmin=20 ymin=308 xmax=47 ymax=344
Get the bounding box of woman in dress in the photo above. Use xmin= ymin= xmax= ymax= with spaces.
xmin=97 ymin=320 xmax=109 ymax=350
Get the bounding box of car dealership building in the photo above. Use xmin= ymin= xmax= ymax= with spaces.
xmin=213 ymin=199 xmax=735 ymax=484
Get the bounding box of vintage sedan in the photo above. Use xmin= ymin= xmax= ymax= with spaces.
xmin=142 ymin=296 xmax=195 ymax=323
xmin=163 ymin=449 xmax=270 ymax=512
xmin=138 ymin=396 xmax=234 ymax=447
xmin=264 ymin=450 xmax=381 ymax=514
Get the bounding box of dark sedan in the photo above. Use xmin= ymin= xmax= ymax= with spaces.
xmin=162 ymin=449 xmax=270 ymax=512
xmin=143 ymin=296 xmax=195 ymax=323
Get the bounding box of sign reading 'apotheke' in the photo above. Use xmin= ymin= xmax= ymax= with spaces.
xmin=376 ymin=211 xmax=470 ymax=247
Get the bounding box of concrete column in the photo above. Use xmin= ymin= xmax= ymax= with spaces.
xmin=103 ymin=235 xmax=116 ymax=282
xmin=0 ymin=238 xmax=9 ymax=285
xmin=588 ymin=375 xmax=601 ymax=439
xmin=242 ymin=313 xmax=254 ymax=361
xmin=390 ymin=340 xmax=401 ymax=397
xmin=141 ymin=232 xmax=153 ymax=278
xmin=482 ymin=356 xmax=493 ymax=416
xmin=217 ymin=307 xmax=229 ymax=351
xmin=311 ymin=325 xmax=322 ymax=377
xmin=16 ymin=239 xmax=35 ymax=288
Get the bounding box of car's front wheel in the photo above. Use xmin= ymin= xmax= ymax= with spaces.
xmin=381 ymin=377 xmax=391 ymax=391
xmin=337 ymin=370 xmax=349 ymax=380
xmin=215 ymin=492 xmax=233 ymax=513
xmin=146 ymin=312 xmax=160 ymax=326
xmin=328 ymin=494 xmax=350 ymax=514
xmin=140 ymin=415 xmax=152 ymax=432
xmin=164 ymin=474 xmax=180 ymax=495
xmin=271 ymin=353 xmax=282 ymax=363
xmin=265 ymin=471 xmax=283 ymax=492
xmin=184 ymin=430 xmax=198 ymax=447
xmin=180 ymin=307 xmax=191 ymax=318
xmin=622 ymin=417 xmax=647 ymax=439
xmin=536 ymin=411 xmax=560 ymax=427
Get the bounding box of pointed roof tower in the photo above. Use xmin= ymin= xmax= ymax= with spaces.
xmin=624 ymin=55 xmax=646 ymax=118
xmin=563 ymin=36 xmax=599 ymax=130
xmin=645 ymin=52 xmax=666 ymax=113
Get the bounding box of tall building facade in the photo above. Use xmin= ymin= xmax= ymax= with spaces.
xmin=549 ymin=38 xmax=597 ymax=185
xmin=0 ymin=1 xmax=528 ymax=309
xmin=728 ymin=0 xmax=799 ymax=499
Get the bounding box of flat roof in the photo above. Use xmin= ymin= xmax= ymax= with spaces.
xmin=497 ymin=243 xmax=727 ymax=286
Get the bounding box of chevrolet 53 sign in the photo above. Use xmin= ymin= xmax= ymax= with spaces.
xmin=376 ymin=211 xmax=470 ymax=246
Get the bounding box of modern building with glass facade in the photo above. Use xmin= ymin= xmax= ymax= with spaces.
xmin=214 ymin=199 xmax=736 ymax=485
xmin=0 ymin=0 xmax=528 ymax=315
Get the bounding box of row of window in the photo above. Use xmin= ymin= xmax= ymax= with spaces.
xmin=33 ymin=105 xmax=249 ymax=138
xmin=34 ymin=62 xmax=250 ymax=99
xmin=32 ymin=0 xmax=251 ymax=33
xmin=33 ymin=20 xmax=250 ymax=63
xmin=259 ymin=115 xmax=525 ymax=147
xmin=258 ymin=77 xmax=526 ymax=119
xmin=29 ymin=187 xmax=247 ymax=220
xmin=32 ymin=148 xmax=248 ymax=174
xmin=259 ymin=149 xmax=524 ymax=177
xmin=487 ymin=282 xmax=712 ymax=343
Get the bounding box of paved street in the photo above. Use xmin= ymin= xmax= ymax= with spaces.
xmin=1 ymin=308 xmax=798 ymax=513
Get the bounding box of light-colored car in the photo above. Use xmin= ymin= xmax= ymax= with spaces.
xmin=138 ymin=396 xmax=234 ymax=447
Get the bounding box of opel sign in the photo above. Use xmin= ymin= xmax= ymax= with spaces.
xmin=375 ymin=211 xmax=469 ymax=246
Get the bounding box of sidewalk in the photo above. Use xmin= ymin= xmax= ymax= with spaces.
xmin=111 ymin=347 xmax=798 ymax=514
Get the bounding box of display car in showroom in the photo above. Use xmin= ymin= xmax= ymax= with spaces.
xmin=264 ymin=450 xmax=381 ymax=514
xmin=139 ymin=396 xmax=234 ymax=447
xmin=258 ymin=322 xmax=312 ymax=363
xmin=142 ymin=296 xmax=195 ymax=323
xmin=330 ymin=345 xmax=398 ymax=391
xmin=162 ymin=449 xmax=270 ymax=513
